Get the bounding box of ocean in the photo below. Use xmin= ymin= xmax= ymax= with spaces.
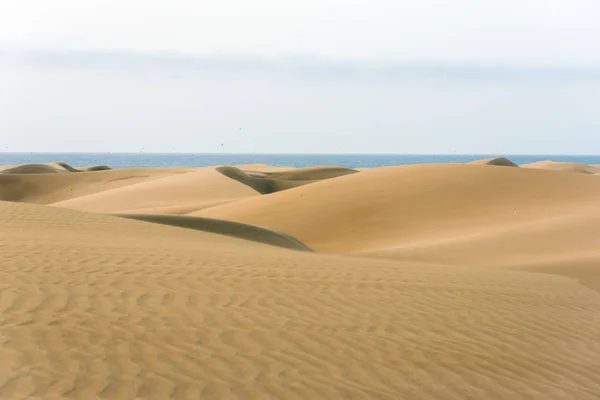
xmin=1 ymin=153 xmax=599 ymax=169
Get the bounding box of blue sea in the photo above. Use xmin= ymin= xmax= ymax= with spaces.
xmin=1 ymin=153 xmax=600 ymax=169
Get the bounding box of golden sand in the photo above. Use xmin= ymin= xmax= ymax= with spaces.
xmin=1 ymin=160 xmax=599 ymax=399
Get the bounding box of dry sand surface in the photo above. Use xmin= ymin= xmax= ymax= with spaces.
xmin=1 ymin=160 xmax=600 ymax=399
xmin=521 ymin=160 xmax=600 ymax=174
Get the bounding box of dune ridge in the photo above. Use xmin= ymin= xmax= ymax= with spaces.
xmin=0 ymin=167 xmax=194 ymax=204
xmin=0 ymin=161 xmax=111 ymax=174
xmin=51 ymin=167 xmax=260 ymax=214
xmin=468 ymin=157 xmax=519 ymax=167
xmin=216 ymin=165 xmax=359 ymax=194
xmin=521 ymin=160 xmax=600 ymax=174
xmin=117 ymin=213 xmax=314 ymax=251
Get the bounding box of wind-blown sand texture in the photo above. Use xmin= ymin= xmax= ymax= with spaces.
xmin=1 ymin=159 xmax=600 ymax=399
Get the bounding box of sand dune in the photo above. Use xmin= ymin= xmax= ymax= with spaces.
xmin=198 ymin=163 xmax=600 ymax=288
xmin=0 ymin=163 xmax=70 ymax=174
xmin=363 ymin=207 xmax=600 ymax=290
xmin=2 ymin=200 xmax=600 ymax=399
xmin=216 ymin=165 xmax=359 ymax=194
xmin=468 ymin=157 xmax=519 ymax=167
xmin=2 ymin=160 xmax=600 ymax=399
xmin=79 ymin=165 xmax=112 ymax=171
xmin=0 ymin=162 xmax=110 ymax=174
xmin=521 ymin=160 xmax=600 ymax=174
xmin=198 ymin=163 xmax=600 ymax=252
xmin=0 ymin=167 xmax=194 ymax=204
xmin=52 ymin=167 xmax=260 ymax=214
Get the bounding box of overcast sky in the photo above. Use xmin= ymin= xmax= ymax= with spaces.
xmin=1 ymin=0 xmax=599 ymax=153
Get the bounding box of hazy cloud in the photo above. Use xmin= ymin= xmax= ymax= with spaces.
xmin=2 ymin=50 xmax=600 ymax=82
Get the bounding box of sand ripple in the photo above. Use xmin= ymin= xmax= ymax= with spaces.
xmin=1 ymin=201 xmax=600 ymax=399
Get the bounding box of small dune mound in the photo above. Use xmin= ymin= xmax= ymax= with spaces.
xmin=0 ymin=162 xmax=112 ymax=175
xmin=469 ymin=157 xmax=518 ymax=167
xmin=0 ymin=167 xmax=192 ymax=204
xmin=216 ymin=165 xmax=359 ymax=194
xmin=0 ymin=164 xmax=68 ymax=174
xmin=79 ymin=165 xmax=112 ymax=172
xmin=521 ymin=160 xmax=600 ymax=174
xmin=51 ymin=167 xmax=259 ymax=214
xmin=216 ymin=166 xmax=278 ymax=194
xmin=47 ymin=162 xmax=79 ymax=172
xmin=117 ymin=213 xmax=313 ymax=252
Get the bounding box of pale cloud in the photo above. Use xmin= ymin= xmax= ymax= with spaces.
xmin=2 ymin=50 xmax=600 ymax=81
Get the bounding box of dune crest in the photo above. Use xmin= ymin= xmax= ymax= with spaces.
xmin=79 ymin=164 xmax=112 ymax=171
xmin=469 ymin=157 xmax=518 ymax=167
xmin=216 ymin=165 xmax=359 ymax=194
xmin=0 ymin=163 xmax=69 ymax=174
xmin=521 ymin=160 xmax=600 ymax=174
xmin=118 ymin=213 xmax=313 ymax=251
xmin=0 ymin=161 xmax=111 ymax=174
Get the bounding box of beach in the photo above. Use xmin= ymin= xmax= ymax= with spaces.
xmin=1 ymin=158 xmax=599 ymax=399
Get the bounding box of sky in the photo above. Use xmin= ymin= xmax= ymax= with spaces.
xmin=1 ymin=0 xmax=599 ymax=154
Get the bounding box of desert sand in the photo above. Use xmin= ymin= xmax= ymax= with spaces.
xmin=1 ymin=159 xmax=599 ymax=399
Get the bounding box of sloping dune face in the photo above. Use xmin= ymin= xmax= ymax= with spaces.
xmin=216 ymin=165 xmax=359 ymax=194
xmin=52 ymin=167 xmax=260 ymax=214
xmin=117 ymin=213 xmax=314 ymax=251
xmin=0 ymin=163 xmax=69 ymax=174
xmin=198 ymin=164 xmax=600 ymax=253
xmin=521 ymin=160 xmax=600 ymax=174
xmin=0 ymin=162 xmax=108 ymax=174
xmin=2 ymin=201 xmax=600 ymax=399
xmin=198 ymin=164 xmax=600 ymax=288
xmin=0 ymin=167 xmax=194 ymax=204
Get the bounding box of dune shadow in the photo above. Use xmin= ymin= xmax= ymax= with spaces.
xmin=116 ymin=213 xmax=314 ymax=252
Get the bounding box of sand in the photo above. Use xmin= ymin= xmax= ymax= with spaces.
xmin=468 ymin=157 xmax=519 ymax=167
xmin=1 ymin=159 xmax=600 ymax=399
xmin=521 ymin=160 xmax=600 ymax=174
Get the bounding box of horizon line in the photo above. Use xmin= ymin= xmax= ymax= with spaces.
xmin=2 ymin=152 xmax=600 ymax=157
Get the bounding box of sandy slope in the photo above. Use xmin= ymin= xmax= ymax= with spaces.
xmin=0 ymin=167 xmax=194 ymax=204
xmin=1 ymin=201 xmax=600 ymax=400
xmin=49 ymin=165 xmax=358 ymax=214
xmin=0 ymin=162 xmax=109 ymax=174
xmin=197 ymin=163 xmax=600 ymax=252
xmin=51 ymin=167 xmax=259 ymax=214
xmin=197 ymin=163 xmax=600 ymax=288
xmin=216 ymin=165 xmax=358 ymax=194
xmin=521 ymin=160 xmax=600 ymax=174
